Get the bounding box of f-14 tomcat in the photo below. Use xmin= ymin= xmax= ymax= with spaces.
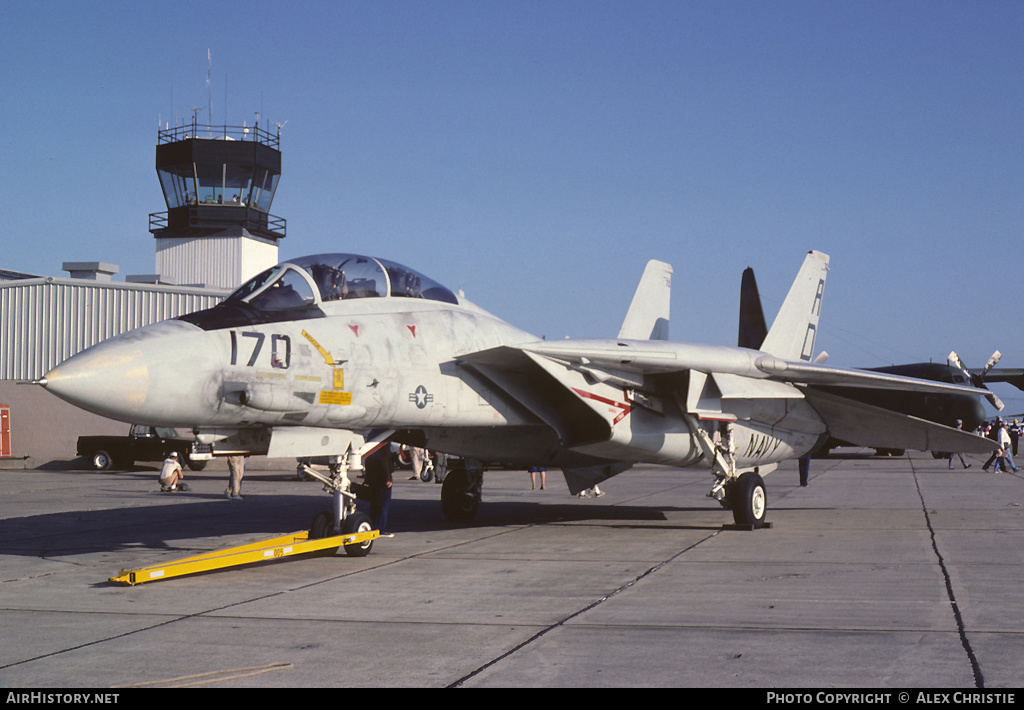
xmin=40 ymin=250 xmax=995 ymax=545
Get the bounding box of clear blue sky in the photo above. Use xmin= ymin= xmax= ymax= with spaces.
xmin=2 ymin=1 xmax=1022 ymax=410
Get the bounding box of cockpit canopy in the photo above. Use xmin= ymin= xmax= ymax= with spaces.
xmin=224 ymin=253 xmax=459 ymax=311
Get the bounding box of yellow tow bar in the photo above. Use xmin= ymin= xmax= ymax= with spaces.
xmin=109 ymin=529 xmax=379 ymax=586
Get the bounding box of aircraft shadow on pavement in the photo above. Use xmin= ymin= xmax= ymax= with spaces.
xmin=428 ymin=497 xmax=718 ymax=532
xmin=1 ymin=480 xmax=722 ymax=559
xmin=0 ymin=497 xmax=326 ymax=559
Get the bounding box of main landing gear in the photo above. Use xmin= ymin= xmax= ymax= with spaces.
xmin=725 ymin=470 xmax=767 ymax=529
xmin=686 ymin=416 xmax=771 ymax=529
xmin=440 ymin=459 xmax=483 ymax=523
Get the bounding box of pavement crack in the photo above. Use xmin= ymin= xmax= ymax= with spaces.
xmin=909 ymin=460 xmax=985 ymax=689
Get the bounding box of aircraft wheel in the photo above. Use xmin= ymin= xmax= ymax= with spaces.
xmin=309 ymin=511 xmax=341 ymax=555
xmin=441 ymin=466 xmax=480 ymax=523
xmin=310 ymin=511 xmax=335 ymax=538
xmin=91 ymin=450 xmax=113 ymax=471
xmin=730 ymin=471 xmax=767 ymax=528
xmin=420 ymin=453 xmax=439 ymax=482
xmin=342 ymin=512 xmax=374 ymax=557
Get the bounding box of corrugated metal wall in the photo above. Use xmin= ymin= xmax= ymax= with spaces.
xmin=0 ymin=278 xmax=228 ymax=381
xmin=156 ymin=235 xmax=278 ymax=290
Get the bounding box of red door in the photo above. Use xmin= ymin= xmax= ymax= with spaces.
xmin=0 ymin=405 xmax=10 ymax=457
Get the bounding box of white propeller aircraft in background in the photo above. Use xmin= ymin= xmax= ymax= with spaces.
xmin=40 ymin=250 xmax=995 ymax=547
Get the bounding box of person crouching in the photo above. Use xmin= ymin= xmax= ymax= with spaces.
xmin=160 ymin=452 xmax=190 ymax=492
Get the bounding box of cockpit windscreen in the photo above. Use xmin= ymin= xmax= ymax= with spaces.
xmin=224 ymin=253 xmax=458 ymax=311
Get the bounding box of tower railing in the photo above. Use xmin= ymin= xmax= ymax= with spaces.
xmin=149 ymin=206 xmax=286 ymax=239
xmin=157 ymin=119 xmax=280 ymax=149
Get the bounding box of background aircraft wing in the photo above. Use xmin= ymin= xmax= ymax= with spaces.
xmin=978 ymin=369 xmax=1024 ymax=391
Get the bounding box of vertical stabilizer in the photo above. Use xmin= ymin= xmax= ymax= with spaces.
xmin=738 ymin=267 xmax=768 ymax=349
xmin=618 ymin=260 xmax=672 ymax=341
xmin=759 ymin=251 xmax=829 ymax=361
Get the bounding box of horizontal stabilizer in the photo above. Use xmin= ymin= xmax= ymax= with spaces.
xmin=803 ymin=388 xmax=997 ymax=455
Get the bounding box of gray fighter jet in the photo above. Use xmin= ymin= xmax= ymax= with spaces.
xmin=40 ymin=250 xmax=995 ymax=538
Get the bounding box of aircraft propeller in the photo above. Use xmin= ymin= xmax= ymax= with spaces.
xmin=949 ymin=350 xmax=1004 ymax=411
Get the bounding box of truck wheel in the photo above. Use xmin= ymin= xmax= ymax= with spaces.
xmin=91 ymin=450 xmax=113 ymax=471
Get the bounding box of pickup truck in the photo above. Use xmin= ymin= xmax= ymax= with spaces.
xmin=77 ymin=425 xmax=213 ymax=471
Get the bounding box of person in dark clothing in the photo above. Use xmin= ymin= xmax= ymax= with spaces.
xmin=948 ymin=420 xmax=972 ymax=469
xmin=363 ymin=446 xmax=393 ymax=536
xmin=983 ymin=420 xmax=1002 ymax=472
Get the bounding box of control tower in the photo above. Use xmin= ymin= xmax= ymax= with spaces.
xmin=149 ymin=119 xmax=286 ymax=289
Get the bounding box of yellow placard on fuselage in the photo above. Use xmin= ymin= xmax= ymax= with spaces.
xmin=319 ymin=390 xmax=353 ymax=406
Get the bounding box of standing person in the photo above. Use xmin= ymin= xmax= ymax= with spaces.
xmin=983 ymin=420 xmax=1001 ymax=471
xmin=997 ymin=423 xmax=1019 ymax=472
xmin=948 ymin=421 xmax=972 ymax=470
xmin=529 ymin=465 xmax=546 ymax=490
xmin=409 ymin=446 xmax=426 ymax=481
xmin=159 ymin=451 xmax=188 ymax=492
xmin=364 ymin=446 xmax=393 ymax=537
xmin=799 ymin=455 xmax=811 ymax=486
xmin=226 ymin=455 xmax=246 ymax=499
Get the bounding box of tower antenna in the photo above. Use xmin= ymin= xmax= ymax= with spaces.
xmin=207 ymin=49 xmax=212 ymax=126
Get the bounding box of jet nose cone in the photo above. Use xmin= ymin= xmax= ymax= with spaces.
xmin=45 ymin=340 xmax=150 ymax=420
xmin=43 ymin=320 xmax=210 ymax=423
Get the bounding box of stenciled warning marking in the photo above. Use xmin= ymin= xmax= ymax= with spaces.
xmin=319 ymin=390 xmax=353 ymax=406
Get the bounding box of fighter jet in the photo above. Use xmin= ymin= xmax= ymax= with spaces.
xmin=39 ymin=250 xmax=995 ymax=540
